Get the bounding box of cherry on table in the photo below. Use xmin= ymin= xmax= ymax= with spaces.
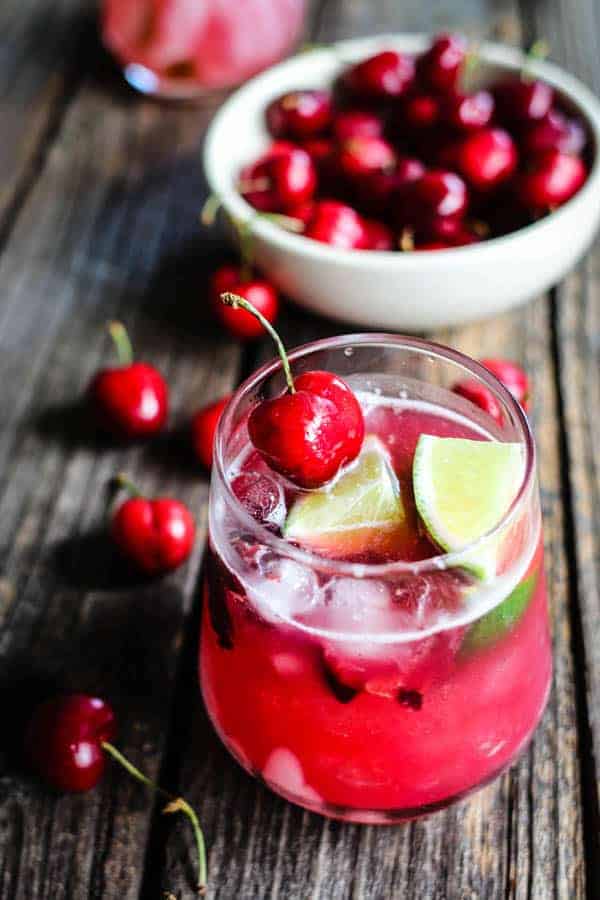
xmin=342 ymin=50 xmax=415 ymax=100
xmin=332 ymin=109 xmax=385 ymax=141
xmin=515 ymin=148 xmax=586 ymax=211
xmin=110 ymin=475 xmax=196 ymax=576
xmin=304 ymin=200 xmax=369 ymax=249
xmin=192 ymin=395 xmax=231 ymax=470
xmin=416 ymin=33 xmax=467 ymax=94
xmin=454 ymin=127 xmax=518 ymax=191
xmin=481 ymin=358 xmax=530 ymax=410
xmin=210 ymin=265 xmax=279 ymax=341
xmin=265 ymin=89 xmax=332 ymax=139
xmin=88 ymin=322 xmax=168 ymax=439
xmin=25 ymin=694 xmax=116 ymax=792
xmin=219 ymin=293 xmax=365 ymax=488
xmin=451 ymin=379 xmax=504 ymax=425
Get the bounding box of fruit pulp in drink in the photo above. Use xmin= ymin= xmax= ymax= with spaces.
xmin=201 ymin=388 xmax=551 ymax=822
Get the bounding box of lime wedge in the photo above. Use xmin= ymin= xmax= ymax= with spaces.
xmin=413 ymin=436 xmax=525 ymax=580
xmin=461 ymin=573 xmax=537 ymax=655
xmin=284 ymin=436 xmax=405 ymax=558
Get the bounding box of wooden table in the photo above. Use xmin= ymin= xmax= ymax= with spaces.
xmin=1 ymin=0 xmax=599 ymax=897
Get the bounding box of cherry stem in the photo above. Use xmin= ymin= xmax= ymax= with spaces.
xmin=522 ymin=38 xmax=550 ymax=81
xmin=462 ymin=45 xmax=480 ymax=92
xmin=260 ymin=212 xmax=305 ymax=233
xmin=200 ymin=194 xmax=222 ymax=227
xmin=220 ymin=292 xmax=295 ymax=394
xmin=102 ymin=742 xmax=207 ymax=895
xmin=108 ymin=321 xmax=134 ymax=367
xmin=112 ymin=472 xmax=143 ymax=498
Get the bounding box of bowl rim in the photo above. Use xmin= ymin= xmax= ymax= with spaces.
xmin=204 ymin=32 xmax=600 ymax=266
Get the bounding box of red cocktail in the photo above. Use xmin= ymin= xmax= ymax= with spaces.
xmin=102 ymin=0 xmax=306 ymax=99
xmin=202 ymin=335 xmax=550 ymax=822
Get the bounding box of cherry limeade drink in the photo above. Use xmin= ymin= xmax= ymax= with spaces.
xmin=202 ymin=348 xmax=551 ymax=822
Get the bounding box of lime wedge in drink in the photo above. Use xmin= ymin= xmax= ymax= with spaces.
xmin=412 ymin=435 xmax=525 ymax=580
xmin=461 ymin=573 xmax=538 ymax=655
xmin=284 ymin=436 xmax=406 ymax=558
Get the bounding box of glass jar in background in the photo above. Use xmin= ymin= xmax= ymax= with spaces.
xmin=102 ymin=0 xmax=307 ymax=99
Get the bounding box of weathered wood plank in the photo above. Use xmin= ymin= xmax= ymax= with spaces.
xmin=0 ymin=25 xmax=242 ymax=900
xmin=158 ymin=0 xmax=589 ymax=898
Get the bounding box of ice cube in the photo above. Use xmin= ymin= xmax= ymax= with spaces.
xmin=231 ymin=471 xmax=285 ymax=530
xmin=250 ymin=557 xmax=319 ymax=623
xmin=320 ymin=577 xmax=393 ymax=634
xmin=263 ymin=748 xmax=322 ymax=805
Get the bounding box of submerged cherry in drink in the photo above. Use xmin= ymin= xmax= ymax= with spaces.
xmin=201 ymin=336 xmax=551 ymax=822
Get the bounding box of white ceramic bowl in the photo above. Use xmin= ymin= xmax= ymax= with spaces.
xmin=204 ymin=34 xmax=600 ymax=331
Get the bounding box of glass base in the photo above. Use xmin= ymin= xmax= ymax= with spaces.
xmin=123 ymin=63 xmax=226 ymax=101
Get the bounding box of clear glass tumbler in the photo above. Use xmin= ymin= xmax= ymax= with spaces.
xmin=101 ymin=0 xmax=307 ymax=100
xmin=201 ymin=334 xmax=551 ymax=823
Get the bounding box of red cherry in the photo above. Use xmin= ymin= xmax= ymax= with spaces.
xmin=343 ymin=50 xmax=415 ymax=100
xmin=410 ymin=240 xmax=450 ymax=251
xmin=515 ymin=149 xmax=586 ymax=211
xmin=361 ymin=219 xmax=394 ymax=251
xmin=210 ymin=265 xmax=279 ymax=340
xmin=266 ymin=90 xmax=332 ymax=139
xmin=454 ymin=127 xmax=518 ymax=191
xmin=219 ymin=293 xmax=365 ymax=488
xmin=304 ymin=200 xmax=368 ymax=249
xmin=337 ymin=136 xmax=396 ymax=179
xmin=452 ymin=379 xmax=503 ymax=425
xmin=417 ymin=33 xmax=467 ymax=93
xmin=480 ymin=358 xmax=530 ymax=410
xmin=88 ymin=322 xmax=168 ymax=439
xmin=333 ymin=109 xmax=385 ymax=142
xmin=494 ymin=77 xmax=553 ymax=125
xmin=397 ymin=170 xmax=468 ymax=239
xmin=240 ymin=146 xmax=317 ymax=212
xmin=401 ymin=92 xmax=441 ymax=129
xmin=443 ymin=90 xmax=494 ymax=131
xmin=25 ymin=695 xmax=116 ymax=792
xmin=111 ymin=479 xmax=195 ymax=575
xmin=249 ymin=370 xmax=364 ymax=488
xmin=356 ymin=156 xmax=425 ymax=216
xmin=520 ymin=109 xmax=587 ymax=156
xmin=192 ymin=395 xmax=231 ymax=469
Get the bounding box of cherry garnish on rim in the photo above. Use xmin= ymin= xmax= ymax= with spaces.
xmin=88 ymin=322 xmax=168 ymax=439
xmin=110 ymin=474 xmax=195 ymax=575
xmin=25 ymin=694 xmax=207 ymax=894
xmin=220 ymin=293 xmax=365 ymax=488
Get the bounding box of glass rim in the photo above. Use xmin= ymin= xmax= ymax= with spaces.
xmin=214 ymin=332 xmax=536 ymax=578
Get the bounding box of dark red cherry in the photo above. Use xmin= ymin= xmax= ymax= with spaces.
xmin=219 ymin=293 xmax=365 ymax=488
xmin=443 ymin=90 xmax=495 ymax=131
xmin=397 ymin=170 xmax=468 ymax=239
xmin=452 ymin=379 xmax=503 ymax=425
xmin=210 ymin=265 xmax=279 ymax=340
xmin=494 ymin=77 xmax=553 ymax=124
xmin=480 ymin=358 xmax=530 ymax=410
xmin=515 ymin=149 xmax=586 ymax=211
xmin=454 ymin=127 xmax=518 ymax=191
xmin=192 ymin=395 xmax=231 ymax=469
xmin=88 ymin=322 xmax=168 ymax=439
xmin=333 ymin=109 xmax=385 ymax=142
xmin=356 ymin=156 xmax=426 ymax=216
xmin=361 ymin=219 xmax=394 ymax=250
xmin=343 ymin=50 xmax=415 ymax=100
xmin=111 ymin=480 xmax=195 ymax=576
xmin=520 ymin=108 xmax=587 ymax=156
xmin=266 ymin=90 xmax=332 ymax=139
xmin=304 ymin=200 xmax=368 ymax=249
xmin=417 ymin=33 xmax=467 ymax=94
xmin=337 ymin=136 xmax=396 ymax=179
xmin=401 ymin=92 xmax=441 ymax=129
xmin=25 ymin=695 xmax=117 ymax=792
xmin=240 ymin=145 xmax=317 ymax=212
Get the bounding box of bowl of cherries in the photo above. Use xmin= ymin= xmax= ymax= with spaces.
xmin=204 ymin=33 xmax=600 ymax=330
